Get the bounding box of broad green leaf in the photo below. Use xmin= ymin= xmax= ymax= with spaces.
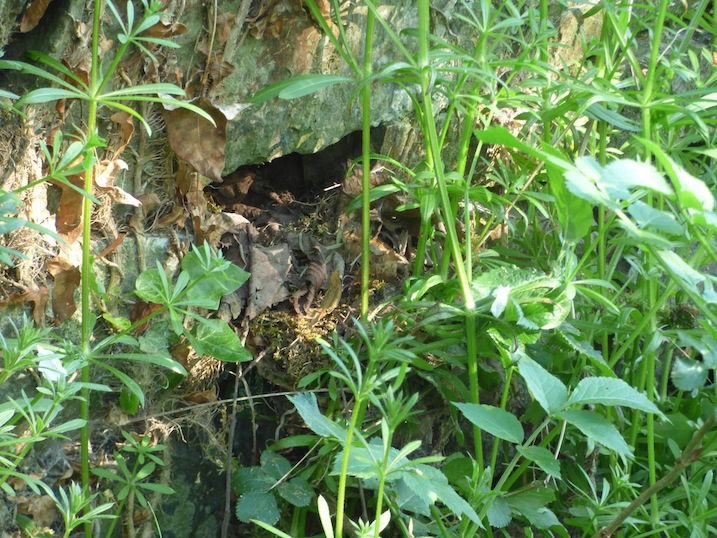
xmin=656 ymin=249 xmax=705 ymax=292
xmin=671 ymin=357 xmax=708 ymax=391
xmin=287 ymin=392 xmax=347 ymax=442
xmin=602 ymin=159 xmax=672 ymax=198
xmin=404 ymin=464 xmax=482 ymax=526
xmin=236 ymin=491 xmax=280 ymax=525
xmin=549 ymin=164 xmax=592 ymax=244
xmin=507 ymin=490 xmax=562 ymax=530
xmin=188 ymin=319 xmax=252 ymax=362
xmin=134 ymin=268 xmax=167 ymax=303
xmin=278 ymin=477 xmax=314 ymax=507
xmin=559 ymin=409 xmax=632 ymax=457
xmin=473 ymin=126 xmax=572 ymax=170
xmin=564 ymin=157 xmax=615 ymax=208
xmin=232 ymin=466 xmax=274 ymax=494
xmin=516 ymin=446 xmax=561 ymax=479
xmin=628 ymin=201 xmax=683 ymax=235
xmin=516 ymin=353 xmax=567 ymax=414
xmin=453 ymin=402 xmax=523 ymax=444
xmin=566 ymin=377 xmax=664 ymax=418
xmin=673 ymin=166 xmax=714 ymax=212
xmin=487 ymin=495 xmax=512 ymax=528
xmin=261 ymin=450 xmax=291 ymax=480
xmin=180 ymin=248 xmax=249 ymax=309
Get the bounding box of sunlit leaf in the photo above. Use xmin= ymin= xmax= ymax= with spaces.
xmin=453 ymin=402 xmax=523 ymax=444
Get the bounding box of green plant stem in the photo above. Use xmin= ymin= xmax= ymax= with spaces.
xmin=360 ymin=6 xmax=375 ymax=320
xmin=80 ymin=2 xmax=103 ymax=536
xmin=593 ymin=414 xmax=715 ymax=538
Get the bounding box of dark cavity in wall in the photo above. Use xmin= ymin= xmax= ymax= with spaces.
xmin=206 ymin=128 xmax=386 ymax=213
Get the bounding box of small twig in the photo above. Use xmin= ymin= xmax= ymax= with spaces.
xmin=593 ymin=414 xmax=715 ymax=538
xmin=221 ymin=321 xmax=250 ymax=538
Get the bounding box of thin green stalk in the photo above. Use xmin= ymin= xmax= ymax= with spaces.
xmin=81 ymin=1 xmax=103 ymax=536
xmin=360 ymin=7 xmax=375 ymax=320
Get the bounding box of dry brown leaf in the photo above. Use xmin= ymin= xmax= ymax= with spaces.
xmin=216 ymin=12 xmax=236 ymax=45
xmin=142 ymin=20 xmax=188 ymax=39
xmin=20 ymin=0 xmax=54 ymax=32
xmin=206 ymin=53 xmax=236 ymax=86
xmin=130 ymin=300 xmax=163 ymax=335
xmin=52 ymin=173 xmax=85 ymax=241
xmin=50 ymin=265 xmax=80 ymax=325
xmin=183 ymin=387 xmax=217 ymax=404
xmin=162 ymin=98 xmax=229 ymax=182
xmin=293 ymin=260 xmax=326 ymax=315
xmin=95 ymin=159 xmax=141 ymax=206
xmin=110 ymin=111 xmax=135 ymax=153
xmin=0 ymin=287 xmax=50 ymax=325
xmin=17 ymin=494 xmax=59 ymax=527
xmin=247 ymin=244 xmax=291 ymax=319
xmin=157 ymin=205 xmax=189 ymax=228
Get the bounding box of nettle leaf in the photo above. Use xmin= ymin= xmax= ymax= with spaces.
xmin=278 ymin=477 xmax=314 ymax=507
xmin=516 ymin=353 xmax=567 ymax=415
xmin=236 ymin=491 xmax=280 ymax=525
xmin=403 ymin=464 xmax=481 ymax=526
xmin=558 ymin=409 xmax=632 ymax=458
xmin=566 ymin=377 xmax=664 ymax=418
xmin=261 ymin=450 xmax=291 ymax=480
xmin=287 ymin=392 xmax=347 ymax=442
xmin=453 ymin=403 xmax=523 ymax=444
xmin=188 ymin=318 xmax=252 ymax=362
xmin=487 ymin=495 xmax=512 ymax=528
xmin=232 ymin=466 xmax=274 ymax=494
xmin=549 ymin=165 xmax=592 ymax=244
xmin=671 ymin=357 xmax=709 ymax=391
xmin=506 ymin=487 xmax=562 ymax=530
xmin=516 ymin=446 xmax=561 ymax=479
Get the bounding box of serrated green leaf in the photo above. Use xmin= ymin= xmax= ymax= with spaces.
xmin=516 ymin=353 xmax=567 ymax=414
xmin=487 ymin=495 xmax=512 ymax=528
xmin=453 ymin=402 xmax=523 ymax=444
xmin=559 ymin=409 xmax=632 ymax=457
xmin=516 ymin=446 xmax=561 ymax=479
xmin=404 ymin=465 xmax=482 ymax=526
xmin=278 ymin=477 xmax=314 ymax=507
xmin=628 ymin=201 xmax=683 ymax=235
xmin=236 ymin=491 xmax=280 ymax=525
xmin=566 ymin=377 xmax=664 ymax=418
xmin=261 ymin=450 xmax=291 ymax=480
xmin=232 ymin=467 xmax=274 ymax=494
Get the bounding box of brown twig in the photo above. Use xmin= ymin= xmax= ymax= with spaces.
xmin=593 ymin=414 xmax=715 ymax=538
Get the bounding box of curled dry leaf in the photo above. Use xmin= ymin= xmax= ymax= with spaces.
xmin=141 ymin=20 xmax=188 ymax=39
xmin=130 ymin=300 xmax=163 ymax=335
xmin=216 ymin=12 xmax=236 ymax=45
xmin=293 ymin=260 xmax=326 ymax=315
xmin=48 ymin=263 xmax=81 ymax=325
xmin=162 ymin=98 xmax=229 ymax=182
xmin=0 ymin=287 xmax=50 ymax=325
xmin=206 ymin=53 xmax=236 ymax=86
xmin=110 ymin=111 xmax=135 ymax=153
xmin=52 ymin=172 xmax=85 ymax=242
xmin=95 ymin=159 xmax=142 ymax=207
xmin=20 ymin=0 xmax=54 ymax=32
xmin=247 ymin=244 xmax=291 ymax=319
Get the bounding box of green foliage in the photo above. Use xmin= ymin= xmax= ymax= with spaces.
xmin=232 ymin=450 xmax=314 ymax=525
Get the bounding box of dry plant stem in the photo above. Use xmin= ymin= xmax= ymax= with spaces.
xmin=220 ymin=361 xmax=244 ymax=538
xmin=593 ymin=414 xmax=715 ymax=538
